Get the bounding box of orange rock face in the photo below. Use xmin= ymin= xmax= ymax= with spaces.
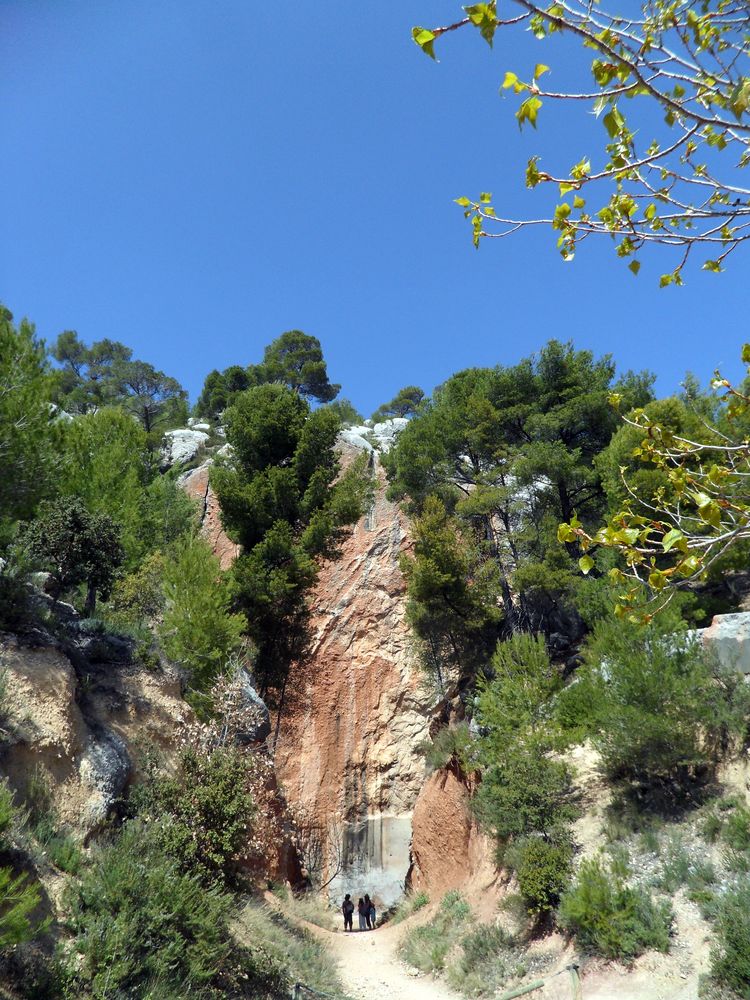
xmin=274 ymin=446 xmax=434 ymax=904
xmin=180 ymin=439 xmax=486 ymax=904
xmin=180 ymin=461 xmax=240 ymax=570
xmin=409 ymin=768 xmax=497 ymax=900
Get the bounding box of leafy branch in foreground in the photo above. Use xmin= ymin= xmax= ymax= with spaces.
xmin=559 ymin=344 xmax=750 ymax=617
xmin=413 ymin=1 xmax=750 ymax=280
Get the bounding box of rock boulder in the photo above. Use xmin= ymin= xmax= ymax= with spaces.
xmin=161 ymin=428 xmax=209 ymax=469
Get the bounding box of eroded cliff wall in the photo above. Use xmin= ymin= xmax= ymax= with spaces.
xmin=274 ymin=442 xmax=434 ymax=906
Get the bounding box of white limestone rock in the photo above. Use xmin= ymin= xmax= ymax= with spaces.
xmin=339 ymin=428 xmax=374 ymax=453
xmin=340 ymin=418 xmax=408 ymax=454
xmin=372 ymin=418 xmax=409 ymax=451
xmin=161 ymin=428 xmax=209 ymax=469
xmin=701 ymin=612 xmax=750 ymax=675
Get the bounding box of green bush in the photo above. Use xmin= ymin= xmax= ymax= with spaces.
xmin=709 ymin=881 xmax=750 ymax=998
xmin=24 ymin=767 xmax=82 ymax=875
xmin=159 ymin=533 xmax=246 ymax=699
xmin=474 ymin=745 xmax=576 ymax=845
xmin=0 ymin=782 xmax=47 ymax=950
xmin=105 ymin=551 xmax=166 ymax=630
xmin=389 ymin=890 xmax=430 ymax=925
xmin=233 ymin=901 xmax=344 ymax=999
xmin=654 ymin=833 xmax=692 ymax=893
xmin=421 ymin=722 xmax=474 ymax=773
xmin=513 ymin=836 xmax=574 ymax=914
xmin=400 ymin=891 xmax=472 ymax=974
xmin=64 ymin=821 xmax=234 ymax=998
xmin=457 ymin=922 xmax=514 ymax=973
xmin=559 ymin=856 xmax=672 ymax=959
xmin=448 ymin=922 xmax=529 ymax=997
xmin=723 ymin=806 xmax=750 ymax=852
xmin=562 ymin=618 xmax=749 ymax=800
xmin=130 ymin=744 xmax=256 ymax=887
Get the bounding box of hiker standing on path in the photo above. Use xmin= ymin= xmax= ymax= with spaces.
xmin=363 ymin=894 xmax=373 ymax=929
xmin=368 ymin=896 xmax=377 ymax=929
xmin=357 ymin=897 xmax=367 ymax=931
xmin=342 ymin=894 xmax=354 ymax=932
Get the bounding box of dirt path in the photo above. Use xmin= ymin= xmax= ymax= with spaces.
xmin=323 ymin=923 xmax=462 ymax=1000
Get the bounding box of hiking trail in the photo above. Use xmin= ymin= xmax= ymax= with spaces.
xmin=318 ymin=921 xmax=462 ymax=1000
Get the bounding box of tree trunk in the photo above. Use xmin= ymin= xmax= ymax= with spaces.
xmin=84 ymin=580 xmax=97 ymax=618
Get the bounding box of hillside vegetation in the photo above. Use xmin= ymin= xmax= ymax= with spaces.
xmin=2 ymin=302 xmax=750 ymax=997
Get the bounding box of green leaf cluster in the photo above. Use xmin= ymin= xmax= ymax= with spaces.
xmin=159 ymin=533 xmax=246 ymax=696
xmin=560 ymin=617 xmax=750 ymax=797
xmin=21 ymin=497 xmax=124 ymax=617
xmin=52 ymin=330 xmax=186 ymax=434
xmin=371 ymin=385 xmax=425 ymax=422
xmin=0 ymin=306 xmax=59 ymax=537
xmin=132 ymin=744 xmax=256 ymax=887
xmin=386 ymin=340 xmax=654 ymax=650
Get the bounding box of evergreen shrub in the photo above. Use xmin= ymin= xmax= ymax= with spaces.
xmin=559 ymin=856 xmax=672 ymax=959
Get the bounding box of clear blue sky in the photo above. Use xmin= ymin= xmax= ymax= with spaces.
xmin=1 ymin=1 xmax=746 ymax=415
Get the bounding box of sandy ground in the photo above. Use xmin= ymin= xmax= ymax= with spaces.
xmin=306 ymin=905 xmax=709 ymax=1000
xmin=323 ymin=921 xmax=462 ymax=1000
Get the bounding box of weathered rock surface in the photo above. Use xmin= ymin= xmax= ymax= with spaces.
xmin=274 ymin=438 xmax=434 ymax=906
xmin=408 ymin=768 xmax=496 ymax=899
xmin=0 ymin=631 xmax=190 ymax=834
xmin=344 ymin=418 xmax=409 ymax=454
xmin=235 ymin=669 xmax=272 ymax=744
xmin=180 ymin=460 xmax=240 ymax=570
xmin=697 ymin=612 xmax=750 ymax=674
xmin=161 ymin=427 xmax=209 ymax=469
xmin=79 ymin=728 xmax=131 ymax=829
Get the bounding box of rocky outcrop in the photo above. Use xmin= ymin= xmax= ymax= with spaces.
xmin=161 ymin=427 xmax=209 ymax=469
xmin=408 ymin=768 xmax=497 ymax=899
xmin=273 ymin=437 xmax=435 ymax=906
xmin=0 ymin=630 xmax=190 ymax=835
xmin=180 ymin=460 xmax=240 ymax=570
xmin=235 ymin=669 xmax=272 ymax=744
xmin=341 ymin=418 xmax=409 ymax=454
xmin=696 ymin=612 xmax=750 ymax=674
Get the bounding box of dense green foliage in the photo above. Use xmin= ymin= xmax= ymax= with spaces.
xmin=561 ymin=619 xmax=750 ymax=798
xmin=512 ymin=835 xmax=574 ymax=915
xmin=261 ymin=330 xmax=340 ymax=402
xmin=55 ymin=408 xmax=195 ymax=567
xmin=473 ymin=635 xmax=575 ymax=847
xmin=212 ymin=382 xmax=367 ymax=688
xmin=0 ymin=783 xmax=46 ymax=951
xmin=22 ymin=498 xmax=124 ymax=616
xmin=709 ymin=881 xmax=750 ymax=998
xmin=322 ymin=397 xmax=363 ymax=425
xmin=196 ymin=330 xmax=340 ymax=419
xmin=64 ymin=821 xmax=234 ymax=998
xmin=401 ymin=496 xmax=501 ymax=688
xmin=559 ymin=856 xmax=672 ymax=959
xmin=133 ymin=745 xmax=256 ymax=886
xmin=52 ymin=330 xmax=187 ymax=433
xmin=0 ymin=307 xmax=58 ymax=537
xmin=159 ymin=533 xmax=246 ymax=698
xmin=386 ymin=341 xmax=653 ymax=671
xmin=372 ymin=384 xmax=424 ymax=422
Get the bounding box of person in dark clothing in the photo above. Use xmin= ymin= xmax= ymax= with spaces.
xmin=342 ymin=893 xmax=354 ymax=931
xmin=363 ymin=893 xmax=372 ymax=929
